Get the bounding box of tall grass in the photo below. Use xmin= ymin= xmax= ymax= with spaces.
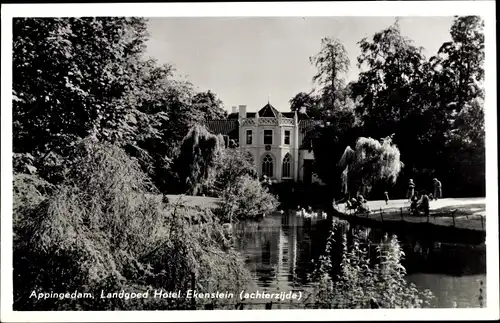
xmin=309 ymin=219 xmax=434 ymax=309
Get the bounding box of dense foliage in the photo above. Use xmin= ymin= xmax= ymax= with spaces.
xmin=13 ymin=17 xmax=227 ymax=192
xmin=203 ymin=148 xmax=259 ymax=197
xmin=13 ymin=140 xmax=251 ymax=310
xmin=12 ymin=17 xmax=254 ymax=311
xmin=293 ymin=16 xmax=485 ymax=198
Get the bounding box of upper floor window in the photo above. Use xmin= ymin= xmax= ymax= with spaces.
xmin=284 ymin=130 xmax=290 ymax=145
xmin=246 ymin=130 xmax=253 ymax=145
xmin=264 ymin=130 xmax=273 ymax=145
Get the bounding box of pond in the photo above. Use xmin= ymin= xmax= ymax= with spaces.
xmin=232 ymin=211 xmax=486 ymax=309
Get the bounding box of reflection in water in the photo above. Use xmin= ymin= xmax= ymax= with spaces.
xmin=232 ymin=211 xmax=486 ymax=308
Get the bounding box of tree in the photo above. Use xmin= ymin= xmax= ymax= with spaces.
xmin=192 ymin=90 xmax=227 ymax=121
xmin=172 ymin=124 xmax=223 ymax=195
xmin=305 ymin=109 xmax=359 ymax=191
xmin=337 ymin=135 xmax=403 ymax=198
xmin=289 ymin=92 xmax=321 ymax=118
xmin=434 ymin=16 xmax=484 ymax=116
xmin=426 ymin=16 xmax=485 ymax=197
xmin=349 ymin=20 xmax=443 ymax=197
xmin=352 ymin=20 xmax=428 ymax=135
xmin=13 ymin=17 xmax=151 ymax=158
xmin=310 ymin=37 xmax=351 ymax=112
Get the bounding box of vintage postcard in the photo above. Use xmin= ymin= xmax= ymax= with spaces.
xmin=1 ymin=1 xmax=498 ymax=322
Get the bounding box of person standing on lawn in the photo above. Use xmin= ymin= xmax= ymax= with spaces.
xmin=433 ymin=178 xmax=442 ymax=200
xmin=407 ymin=179 xmax=416 ymax=202
xmin=384 ymin=191 xmax=389 ymax=205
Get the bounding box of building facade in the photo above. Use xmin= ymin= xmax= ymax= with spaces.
xmin=205 ymin=103 xmax=323 ymax=184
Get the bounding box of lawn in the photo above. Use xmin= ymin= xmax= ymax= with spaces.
xmin=335 ymin=197 xmax=486 ymax=231
xmin=165 ymin=194 xmax=219 ymax=209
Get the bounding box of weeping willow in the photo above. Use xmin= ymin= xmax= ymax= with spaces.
xmin=338 ymin=135 xmax=403 ymax=197
xmin=175 ymin=124 xmax=224 ymax=195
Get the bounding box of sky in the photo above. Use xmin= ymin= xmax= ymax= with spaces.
xmin=145 ymin=16 xmax=454 ymax=113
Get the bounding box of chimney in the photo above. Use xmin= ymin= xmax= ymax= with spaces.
xmin=238 ymin=105 xmax=247 ymax=119
xmin=231 ymin=106 xmax=238 ymax=114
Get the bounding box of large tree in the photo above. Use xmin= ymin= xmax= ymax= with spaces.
xmin=349 ymin=20 xmax=437 ymax=196
xmin=13 ymin=17 xmax=151 ymax=157
xmin=289 ymin=92 xmax=321 ymax=117
xmin=191 ymin=90 xmax=227 ymax=121
xmin=429 ymin=16 xmax=486 ymax=196
xmin=310 ymin=37 xmax=351 ymax=111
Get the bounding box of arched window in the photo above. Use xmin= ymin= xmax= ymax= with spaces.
xmin=262 ymin=154 xmax=274 ymax=178
xmin=282 ymin=153 xmax=292 ymax=178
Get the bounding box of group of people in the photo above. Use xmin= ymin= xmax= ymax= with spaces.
xmin=407 ymin=178 xmax=443 ymax=217
xmin=345 ymin=194 xmax=371 ymax=213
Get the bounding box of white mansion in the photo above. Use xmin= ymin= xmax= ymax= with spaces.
xmin=205 ymin=103 xmax=323 ymax=184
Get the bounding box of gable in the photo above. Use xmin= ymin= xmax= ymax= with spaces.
xmin=258 ymin=103 xmax=280 ymax=118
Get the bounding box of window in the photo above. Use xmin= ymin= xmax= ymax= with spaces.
xmin=284 ymin=130 xmax=290 ymax=145
xmin=282 ymin=153 xmax=291 ymax=178
xmin=262 ymin=154 xmax=273 ymax=177
xmin=246 ymin=130 xmax=253 ymax=145
xmin=264 ymin=130 xmax=273 ymax=145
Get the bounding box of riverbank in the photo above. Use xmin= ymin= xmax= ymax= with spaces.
xmin=165 ymin=194 xmax=219 ymax=209
xmin=331 ymin=197 xmax=486 ymax=244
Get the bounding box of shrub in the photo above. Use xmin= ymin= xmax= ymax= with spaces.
xmin=215 ymin=174 xmax=279 ymax=222
xmin=202 ymin=148 xmax=258 ymax=197
xmin=310 ymin=219 xmax=434 ymax=309
xmin=13 ymin=138 xmax=251 ymax=310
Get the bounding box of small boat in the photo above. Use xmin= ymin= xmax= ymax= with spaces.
xmin=279 ymin=210 xmax=284 ymax=215
xmin=320 ymin=211 xmax=327 ymax=218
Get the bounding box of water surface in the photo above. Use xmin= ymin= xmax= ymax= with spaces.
xmin=232 ymin=211 xmax=486 ymax=309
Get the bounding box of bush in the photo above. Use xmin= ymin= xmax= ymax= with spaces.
xmin=13 ymin=138 xmax=251 ymax=310
xmin=215 ymin=174 xmax=279 ymax=222
xmin=202 ymin=148 xmax=258 ymax=197
xmin=309 ymin=219 xmax=434 ymax=309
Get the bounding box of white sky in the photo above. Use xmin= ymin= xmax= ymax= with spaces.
xmin=145 ymin=16 xmax=454 ymax=113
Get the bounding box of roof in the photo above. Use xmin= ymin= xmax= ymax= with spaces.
xmin=227 ymin=103 xmax=311 ymax=120
xmin=204 ymin=120 xmax=239 ymax=138
xmin=259 ymin=103 xmax=280 ymax=117
xmin=282 ymin=111 xmax=310 ymax=120
xmin=227 ymin=112 xmax=256 ymax=119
